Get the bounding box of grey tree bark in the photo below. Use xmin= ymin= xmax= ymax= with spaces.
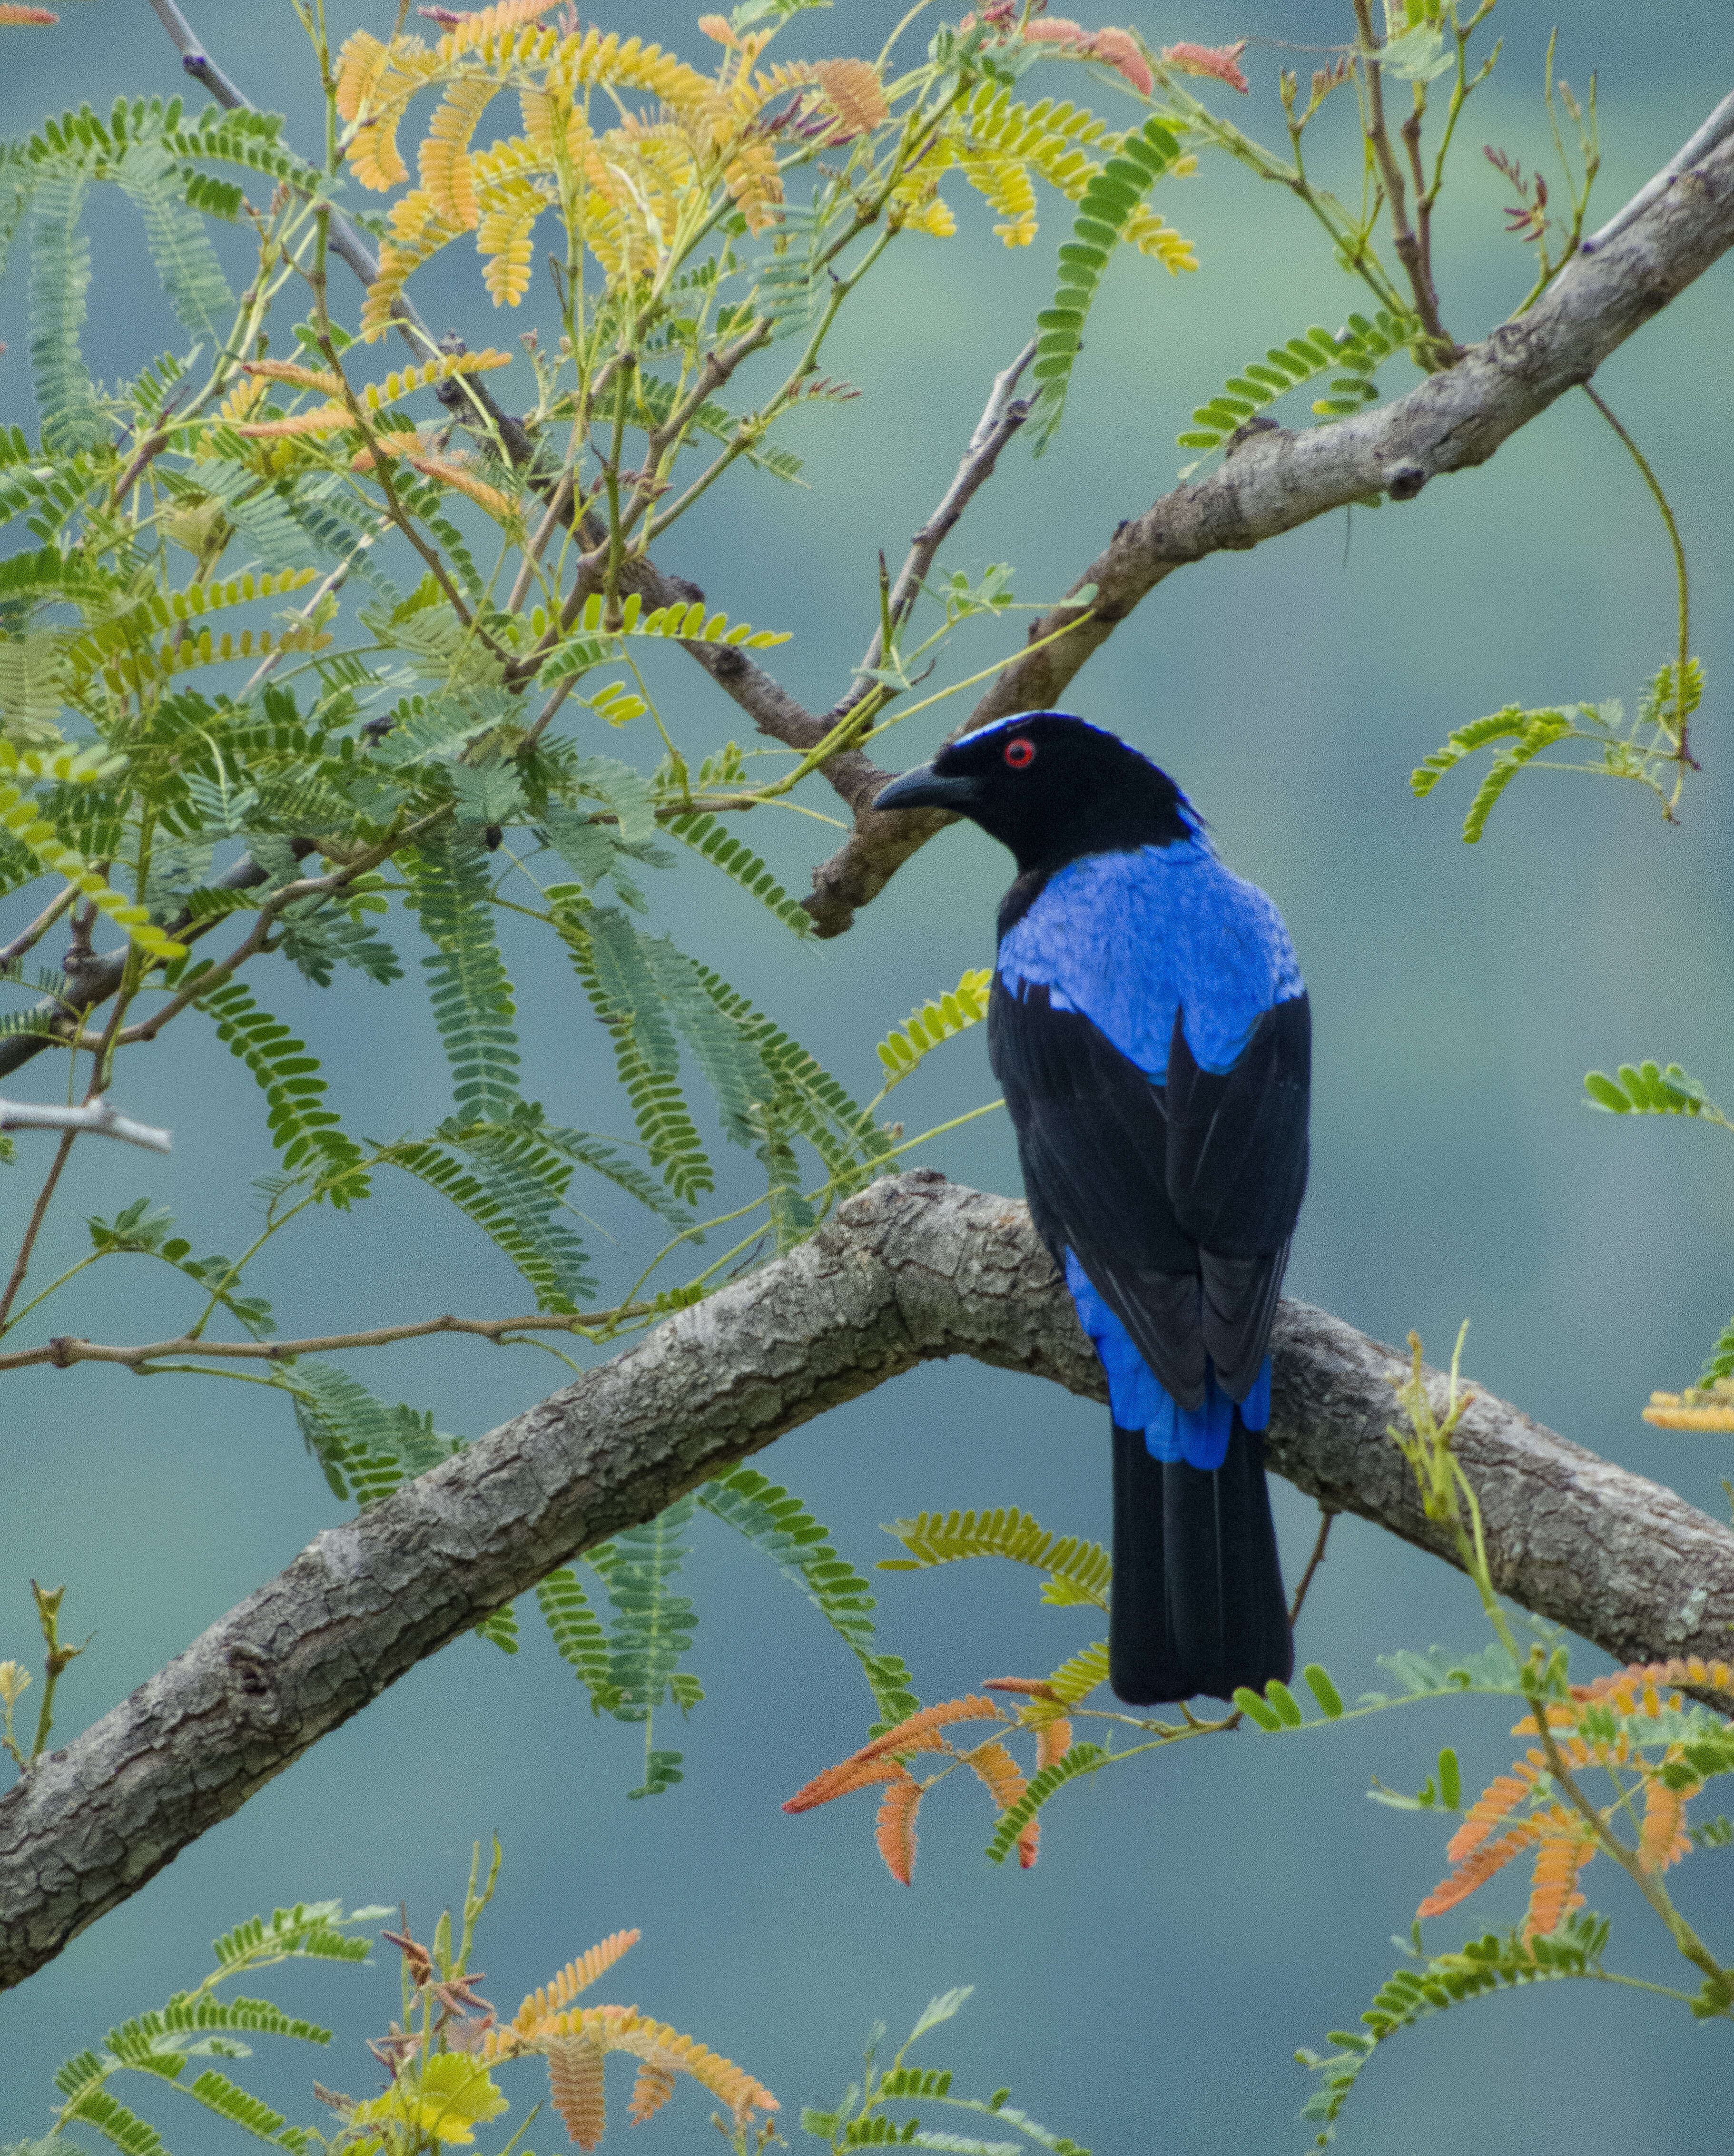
xmin=802 ymin=119 xmax=1734 ymax=934
xmin=4 ymin=1173 xmax=1730 ymax=1989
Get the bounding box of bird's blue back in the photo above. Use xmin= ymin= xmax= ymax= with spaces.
xmin=998 ymin=833 xmax=1304 ymax=1081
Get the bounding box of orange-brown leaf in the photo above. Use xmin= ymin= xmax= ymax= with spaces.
xmin=860 ymin=1694 xmax=1005 ymax=1761
xmin=1446 ymin=1770 xmax=1537 ymax=1864
xmin=240 ymin=359 xmax=345 ymax=394
xmin=0 ymin=8 xmax=60 ymax=22
xmin=546 ymin=2035 xmax=608 ymax=2152
xmin=984 ymin=1677 xmax=1062 ymax=1701
xmin=628 ymin=2057 xmax=677 ymax=2126
xmin=783 ymin=1749 xmax=926 ymax=1815
xmin=785 ymin=1695 xmax=1001 ymax=1813
xmin=875 ymin=1768 xmax=922 ymax=1886
xmin=1419 ymin=1825 xmax=1535 ymax=1918
xmin=1640 ymin=1775 xmax=1697 ymax=1872
xmin=812 ymin=58 xmax=889 ymax=142
xmin=965 ymin=1739 xmax=1027 ymax=1812
xmin=1034 ymin=1717 xmax=1074 ymax=1772
xmin=591 ymin=2004 xmax=778 ymax=2124
xmin=1015 ymin=1717 xmax=1073 ymax=1870
xmin=407 ymin=452 xmax=520 ymax=523
xmin=436 ymin=0 xmax=559 ymax=53
xmin=1524 ymin=1821 xmax=1596 ymax=1938
xmin=419 ymin=77 xmax=496 ymax=228
xmin=1162 ymin=39 xmax=1249 ymax=92
xmin=236 ymin=406 xmax=356 ymax=440
xmin=511 ymin=1930 xmax=641 ymax=2031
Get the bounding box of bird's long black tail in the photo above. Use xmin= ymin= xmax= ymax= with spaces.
xmin=1109 ymin=1416 xmax=1293 ymax=1705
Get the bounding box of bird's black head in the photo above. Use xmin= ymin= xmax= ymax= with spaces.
xmin=873 ymin=712 xmax=1194 ymax=886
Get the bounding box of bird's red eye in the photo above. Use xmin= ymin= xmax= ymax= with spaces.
xmin=1003 ymin=736 xmax=1036 ymax=769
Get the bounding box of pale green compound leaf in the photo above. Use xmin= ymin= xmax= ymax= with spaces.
xmin=1029 ymin=118 xmax=1182 ymax=455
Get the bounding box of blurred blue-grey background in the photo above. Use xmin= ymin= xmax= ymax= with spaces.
xmin=4 ymin=0 xmax=1734 ymax=2148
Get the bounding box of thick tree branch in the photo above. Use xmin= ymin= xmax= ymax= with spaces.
xmin=5 ymin=1172 xmax=1732 ymax=1989
xmin=800 ymin=108 xmax=1734 ymax=936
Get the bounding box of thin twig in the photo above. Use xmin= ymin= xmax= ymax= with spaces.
xmin=830 ymin=337 xmax=1037 ymax=722
xmin=0 ymin=1132 xmax=76 ymax=1334
xmin=1287 ymin=1507 xmax=1338 ymax=1629
xmin=0 ymin=1098 xmax=172 ymax=1153
xmin=1351 ymin=0 xmax=1451 ymax=348
xmin=0 ymin=1308 xmax=647 ymax=1375
xmin=0 ymin=885 xmax=77 ymax=969
xmin=1582 ymin=383 xmax=1695 ymax=772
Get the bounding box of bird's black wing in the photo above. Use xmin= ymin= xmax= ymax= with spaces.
xmin=989 ymin=978 xmax=1208 ymax=1407
xmin=1164 ymin=991 xmax=1311 ymax=1396
xmin=990 ymin=981 xmax=1311 ymax=1408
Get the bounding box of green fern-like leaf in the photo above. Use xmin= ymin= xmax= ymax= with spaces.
xmin=385 ymin=1121 xmax=595 ymax=1310
xmin=613 ymin=1034 xmax=714 ymax=1201
xmin=591 ymin=1495 xmax=701 ymax=1742
xmin=878 ymin=1508 xmax=1111 ymax=1610
xmin=58 ymin=2089 xmax=166 ymax=2156
xmin=29 ymin=169 xmax=105 ymax=454
xmin=532 ymin=590 xmax=790 ymax=679
xmin=277 ymin=1360 xmax=460 ymax=1506
xmin=183 ymin=2068 xmax=310 ymax=2149
xmin=529 ymin=1117 xmax=693 ymax=1228
xmin=700 ymin=1468 xmax=921 ymax=1731
xmin=1582 ymin=1058 xmax=1713 ymax=1118
xmin=983 ymin=1742 xmax=1107 ymax=1864
xmin=176 ymin=460 xmax=319 ymax=573
xmin=556 ymin=902 xmax=714 ymax=1199
xmin=535 ymin=1565 xmax=621 ymax=1713
xmin=158 ymin=1995 xmax=330 ymax=2045
xmin=1410 ymin=706 xmax=1575 ymax=841
xmin=690 ymin=961 xmax=893 ymax=1190
xmin=1697 ymin=1317 xmax=1734 ymax=1391
xmin=1176 ymin=308 xmax=1420 ymax=453
xmin=582 ymin=904 xmax=679 ymax=1068
xmin=875 ymin=969 xmax=994 ymax=1092
xmin=116 ymin=147 xmax=234 ymax=346
xmin=209 ymin=1903 xmax=371 ymax=1973
xmin=640 ymin=935 xmax=775 ymax=1147
xmin=1042 ymin=1639 xmax=1111 ymax=1704
xmin=409 ymin=830 xmax=522 ymax=1122
xmin=663 ymin=811 xmax=813 ymax=936
xmin=1027 ymin=117 xmax=1181 ymax=455
xmin=197 ymin=977 xmax=369 ymax=1201
xmin=277 ymin=901 xmax=403 ymax=989
xmin=474 ymin=1604 xmax=520 ymax=1654
xmin=1297 ymin=1914 xmax=1611 ymax=2144
xmin=1409 ymin=706 xmax=1531 ymax=797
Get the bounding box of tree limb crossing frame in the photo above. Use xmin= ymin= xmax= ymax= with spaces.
xmin=802 ymin=116 xmax=1734 ymax=935
xmin=4 ymin=1173 xmax=1731 ymax=1990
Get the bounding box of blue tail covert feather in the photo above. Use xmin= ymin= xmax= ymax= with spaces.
xmin=1063 ymin=1250 xmax=1270 ymax=1469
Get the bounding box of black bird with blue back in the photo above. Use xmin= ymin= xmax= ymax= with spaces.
xmin=875 ymin=712 xmax=1310 ymax=1704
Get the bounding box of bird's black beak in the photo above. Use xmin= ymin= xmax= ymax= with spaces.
xmin=873 ymin=761 xmax=983 ymax=814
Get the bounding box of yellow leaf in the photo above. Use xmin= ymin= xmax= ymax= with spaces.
xmin=348 ymin=2055 xmax=509 ymax=2148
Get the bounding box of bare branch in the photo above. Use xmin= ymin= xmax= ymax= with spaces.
xmin=0 ymin=1098 xmax=171 ymax=1153
xmin=836 ymin=338 xmax=1038 ymax=711
xmin=799 ymin=103 xmax=1734 ymax=937
xmin=5 ymin=1172 xmax=1733 ymax=1989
